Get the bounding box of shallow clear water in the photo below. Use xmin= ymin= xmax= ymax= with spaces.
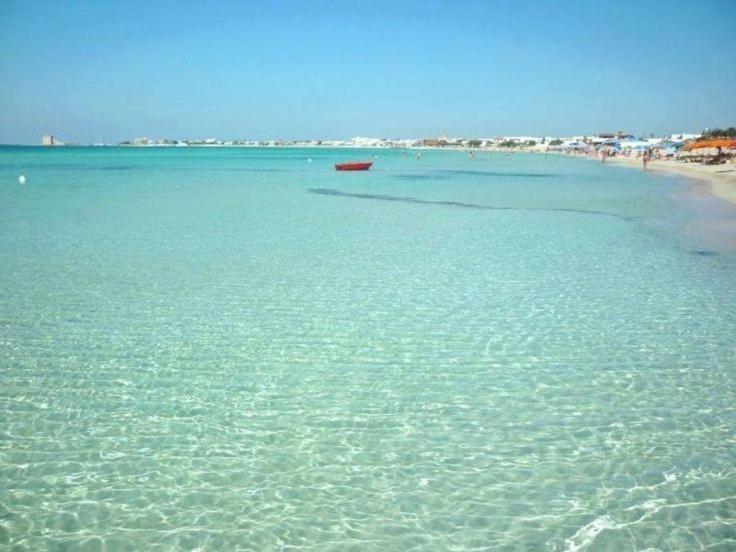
xmin=1 ymin=147 xmax=735 ymax=551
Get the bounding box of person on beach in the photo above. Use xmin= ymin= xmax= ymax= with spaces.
xmin=642 ymin=150 xmax=650 ymax=170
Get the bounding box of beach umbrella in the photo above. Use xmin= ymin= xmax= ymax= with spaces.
xmin=683 ymin=139 xmax=736 ymax=151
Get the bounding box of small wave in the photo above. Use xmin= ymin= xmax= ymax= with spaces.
xmin=440 ymin=169 xmax=555 ymax=178
xmin=391 ymin=174 xmax=452 ymax=181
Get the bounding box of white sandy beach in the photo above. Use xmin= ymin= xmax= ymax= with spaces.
xmin=605 ymin=156 xmax=736 ymax=206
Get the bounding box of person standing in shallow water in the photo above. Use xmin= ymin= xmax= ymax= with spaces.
xmin=642 ymin=149 xmax=650 ymax=170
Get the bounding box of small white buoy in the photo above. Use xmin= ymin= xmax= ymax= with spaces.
xmin=18 ymin=174 xmax=26 ymax=185
xmin=308 ymin=158 xmax=312 ymax=163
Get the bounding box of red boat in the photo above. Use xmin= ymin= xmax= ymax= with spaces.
xmin=335 ymin=161 xmax=373 ymax=171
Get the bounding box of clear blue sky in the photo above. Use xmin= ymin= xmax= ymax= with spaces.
xmin=1 ymin=0 xmax=734 ymax=144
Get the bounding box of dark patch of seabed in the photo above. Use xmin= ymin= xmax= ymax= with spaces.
xmin=308 ymin=188 xmax=636 ymax=222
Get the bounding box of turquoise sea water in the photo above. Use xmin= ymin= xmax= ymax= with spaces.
xmin=1 ymin=146 xmax=735 ymax=551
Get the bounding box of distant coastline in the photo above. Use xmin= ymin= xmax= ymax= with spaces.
xmin=15 ymin=133 xmax=736 ymax=207
xmin=32 ymin=131 xmax=701 ymax=150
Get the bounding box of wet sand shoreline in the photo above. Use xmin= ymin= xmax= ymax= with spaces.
xmin=604 ymin=155 xmax=736 ymax=206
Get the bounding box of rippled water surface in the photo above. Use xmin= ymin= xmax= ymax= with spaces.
xmin=1 ymin=147 xmax=735 ymax=550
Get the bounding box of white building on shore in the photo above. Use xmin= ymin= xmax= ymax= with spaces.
xmin=42 ymin=135 xmax=65 ymax=146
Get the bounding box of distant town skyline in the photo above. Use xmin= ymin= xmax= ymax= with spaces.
xmin=1 ymin=0 xmax=735 ymax=145
xmin=36 ymin=131 xmax=705 ymax=152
